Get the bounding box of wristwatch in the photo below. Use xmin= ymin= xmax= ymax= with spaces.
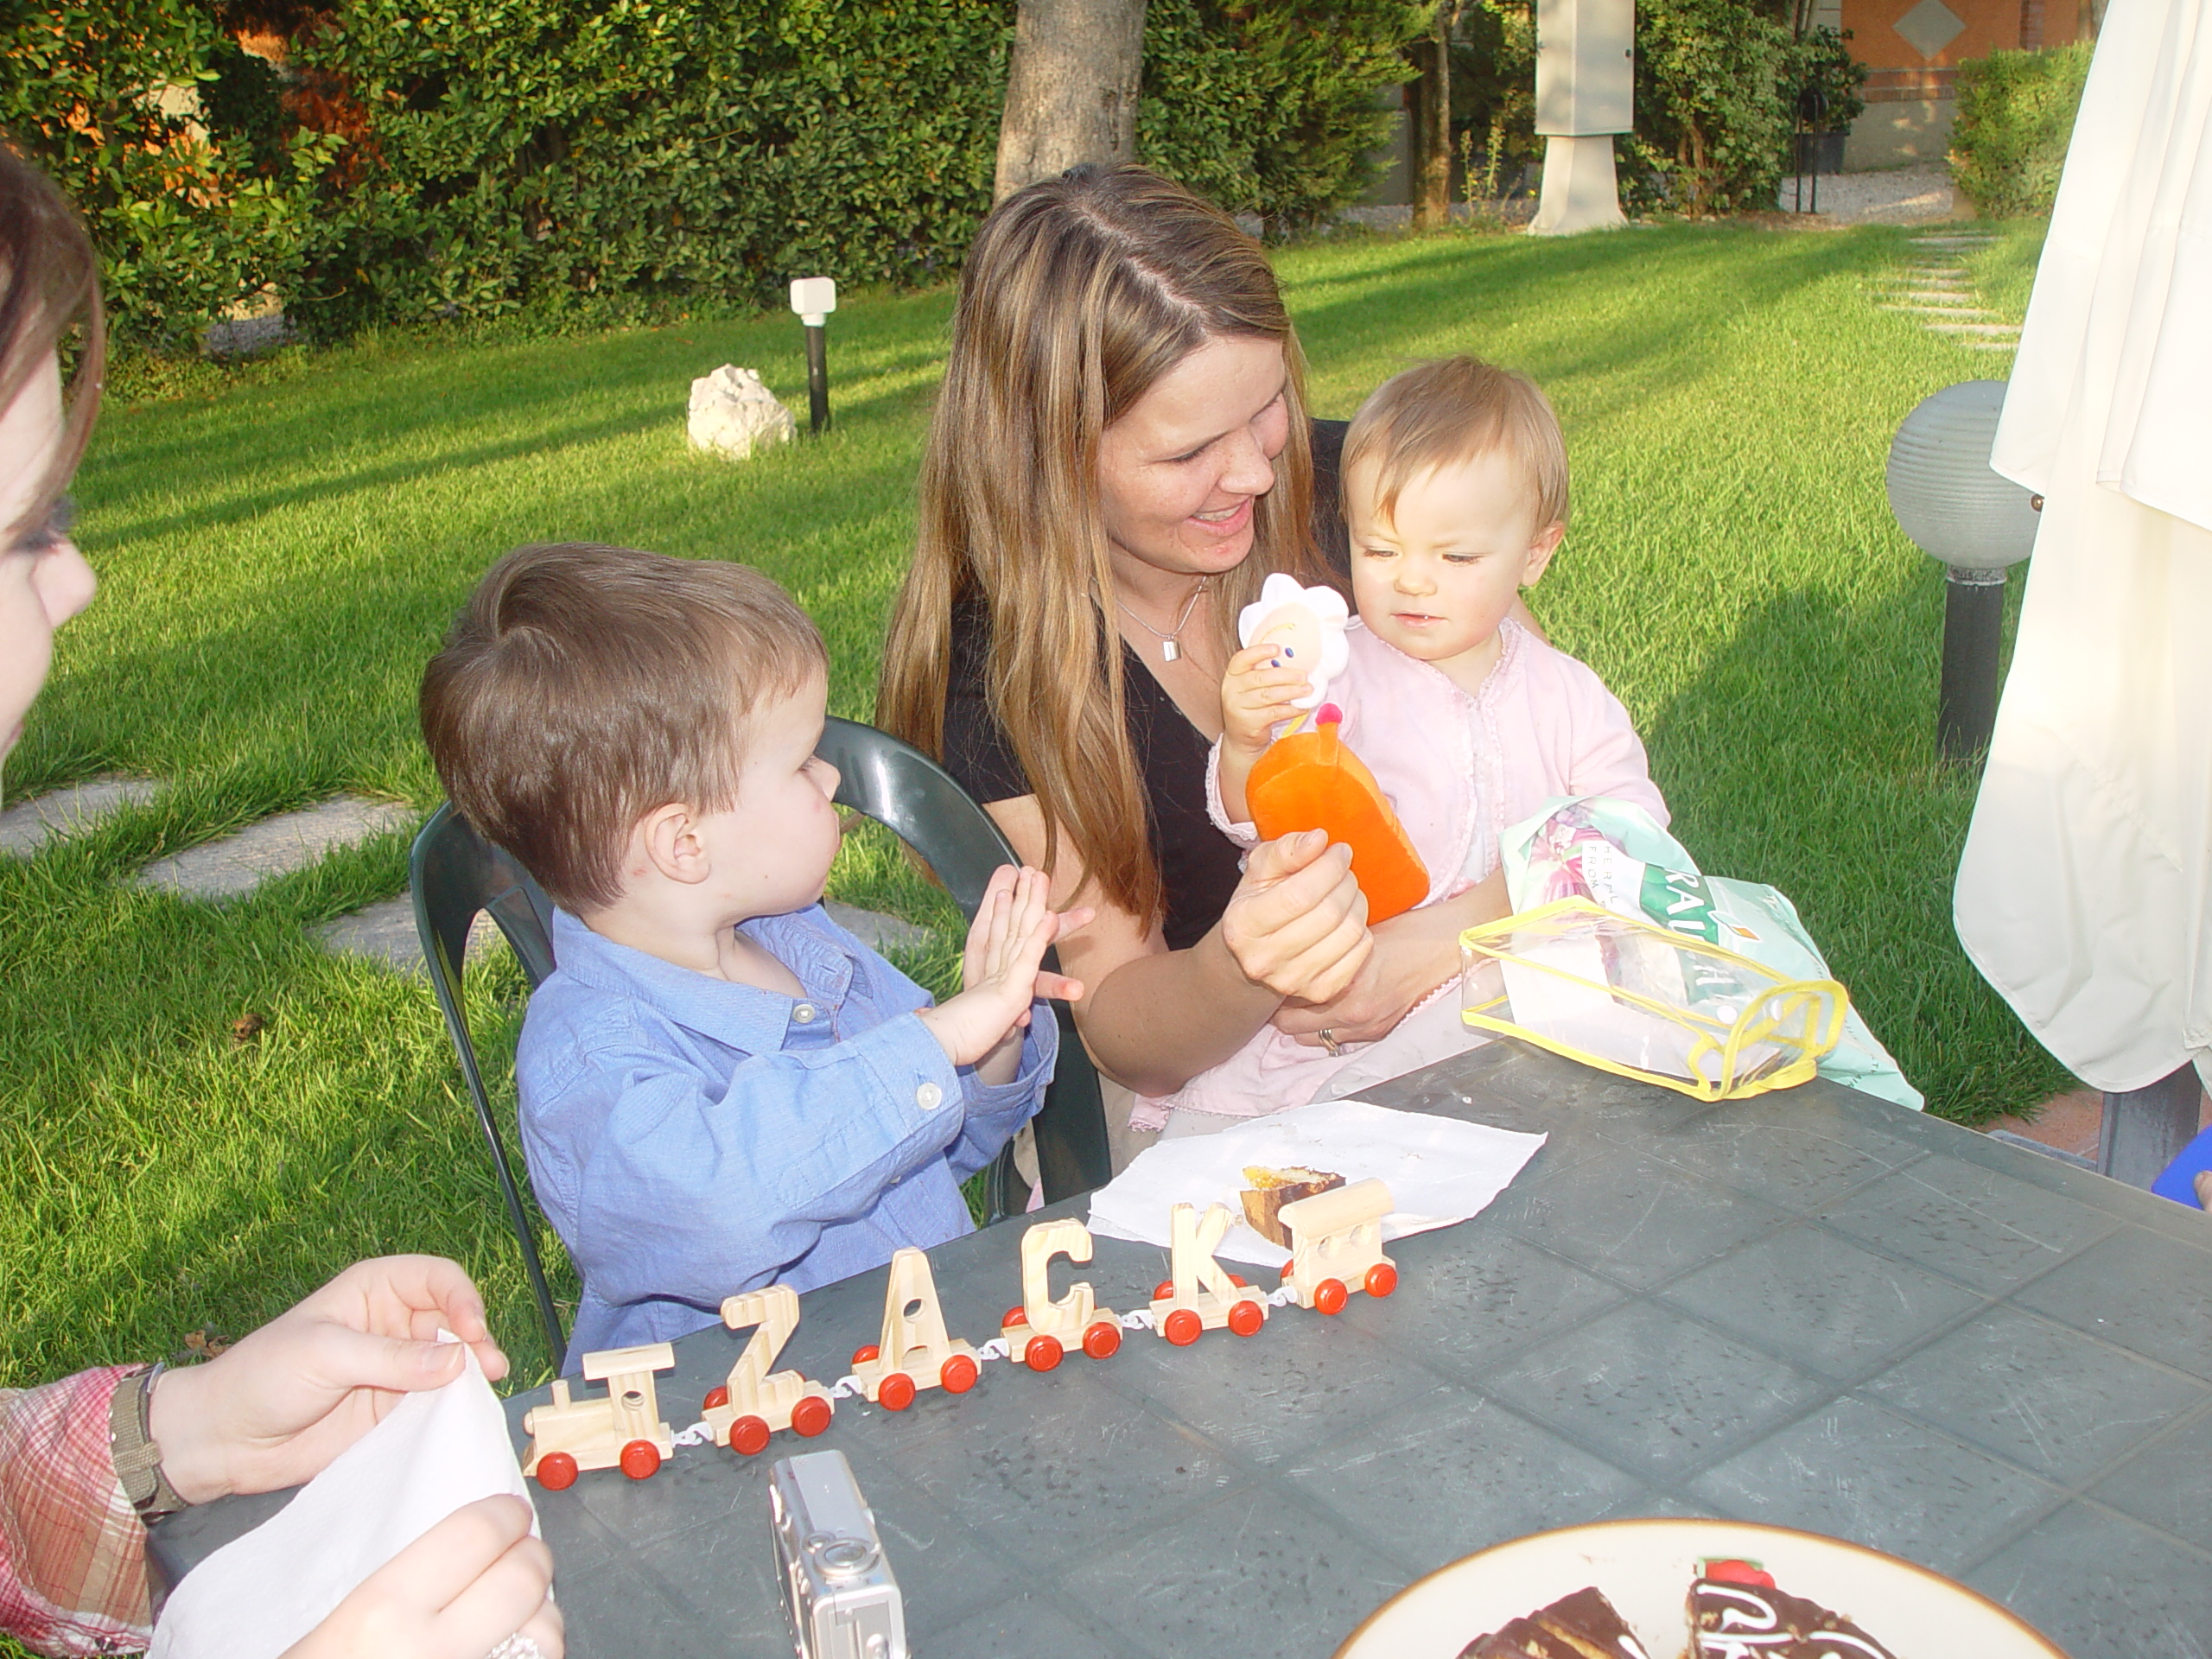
xmin=108 ymin=1362 xmax=189 ymax=1521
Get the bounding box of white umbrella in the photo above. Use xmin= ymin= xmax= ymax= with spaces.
xmin=1953 ymin=0 xmax=2212 ymax=1128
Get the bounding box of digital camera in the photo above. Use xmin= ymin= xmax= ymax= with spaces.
xmin=768 ymin=1449 xmax=906 ymax=1659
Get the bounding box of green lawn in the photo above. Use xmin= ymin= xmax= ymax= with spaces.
xmin=0 ymin=214 xmax=2067 ymax=1401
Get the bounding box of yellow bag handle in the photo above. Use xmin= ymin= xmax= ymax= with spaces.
xmin=1460 ymin=898 xmax=1849 ymax=1102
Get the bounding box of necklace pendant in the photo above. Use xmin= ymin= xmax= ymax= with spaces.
xmin=1161 ymin=639 xmax=1180 ymax=664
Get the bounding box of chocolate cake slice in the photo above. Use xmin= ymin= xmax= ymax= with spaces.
xmin=1238 ymin=1164 xmax=1344 ymax=1246
xmin=1457 ymin=1586 xmax=1651 ymax=1659
xmin=1689 ymin=1573 xmax=1899 ymax=1659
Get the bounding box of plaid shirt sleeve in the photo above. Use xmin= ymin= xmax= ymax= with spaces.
xmin=0 ymin=1367 xmax=154 ymax=1656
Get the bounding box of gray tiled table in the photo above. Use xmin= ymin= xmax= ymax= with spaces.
xmin=155 ymin=1041 xmax=2212 ymax=1656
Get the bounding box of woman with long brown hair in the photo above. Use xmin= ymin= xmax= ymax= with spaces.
xmin=1 ymin=149 xmax=559 ymax=1659
xmin=880 ymin=165 xmax=1511 ymax=1141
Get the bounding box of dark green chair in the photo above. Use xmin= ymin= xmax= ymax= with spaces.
xmin=816 ymin=716 xmax=1113 ymax=1208
xmin=409 ymin=804 xmax=567 ymax=1367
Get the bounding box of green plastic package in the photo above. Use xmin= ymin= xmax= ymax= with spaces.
xmin=1500 ymin=797 xmax=1923 ymax=1110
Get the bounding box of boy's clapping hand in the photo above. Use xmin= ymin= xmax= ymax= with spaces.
xmin=1221 ymin=641 xmax=1314 ymax=759
xmin=916 ymin=866 xmax=1090 ymax=1082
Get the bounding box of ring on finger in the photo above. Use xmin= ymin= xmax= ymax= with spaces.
xmin=1319 ymin=1028 xmax=1343 ymax=1057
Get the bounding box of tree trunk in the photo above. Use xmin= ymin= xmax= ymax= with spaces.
xmin=1409 ymin=2 xmax=1453 ymax=232
xmin=994 ymin=0 xmax=1148 ymax=203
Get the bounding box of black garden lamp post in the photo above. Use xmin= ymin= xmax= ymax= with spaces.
xmin=789 ymin=276 xmax=836 ymax=435
xmin=1885 ymin=380 xmax=2043 ymax=764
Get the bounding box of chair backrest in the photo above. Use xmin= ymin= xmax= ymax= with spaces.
xmin=819 ymin=717 xmax=1112 ymax=1203
xmin=410 ymin=803 xmax=567 ymax=1367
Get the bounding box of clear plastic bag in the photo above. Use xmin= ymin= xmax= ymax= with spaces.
xmin=1460 ymin=899 xmax=1849 ymax=1101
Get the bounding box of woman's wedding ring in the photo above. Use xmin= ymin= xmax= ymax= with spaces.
xmin=1319 ymin=1028 xmax=1343 ymax=1057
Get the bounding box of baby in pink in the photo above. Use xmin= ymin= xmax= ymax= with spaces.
xmin=1135 ymin=356 xmax=1669 ymax=1134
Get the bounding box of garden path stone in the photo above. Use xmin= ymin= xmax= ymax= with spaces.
xmin=1 ymin=776 xmax=159 ymax=856
xmin=823 ymin=902 xmax=932 ymax=954
xmin=137 ymin=797 xmax=413 ymax=901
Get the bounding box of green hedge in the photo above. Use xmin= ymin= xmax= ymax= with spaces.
xmin=1949 ymin=42 xmax=2091 ymax=219
xmin=3 ymin=0 xmax=1426 ymax=346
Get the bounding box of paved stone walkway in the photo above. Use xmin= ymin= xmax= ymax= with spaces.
xmin=1871 ymin=229 xmax=2017 ymax=355
xmin=136 ymin=797 xmax=416 ymax=900
xmin=0 ymin=776 xmax=159 ymax=856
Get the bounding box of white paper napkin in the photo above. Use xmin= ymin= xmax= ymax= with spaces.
xmin=1088 ymin=1097 xmax=1547 ymax=1267
xmin=150 ymin=1338 xmax=537 ymax=1659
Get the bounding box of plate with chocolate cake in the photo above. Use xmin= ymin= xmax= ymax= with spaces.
xmin=1333 ymin=1519 xmax=2067 ymax=1659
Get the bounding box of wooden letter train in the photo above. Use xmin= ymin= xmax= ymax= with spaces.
xmin=1150 ymin=1202 xmax=1268 ymax=1344
xmin=1001 ymin=1217 xmax=1123 ymax=1369
xmin=703 ymin=1282 xmax=835 ymax=1453
xmin=521 ymin=1341 xmax=676 ymax=1490
xmin=526 ymin=1186 xmax=1398 ymax=1488
xmin=1277 ymin=1178 xmax=1397 ymax=1313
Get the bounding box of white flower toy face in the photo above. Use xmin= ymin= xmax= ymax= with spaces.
xmin=1236 ymin=573 xmax=1351 ymax=709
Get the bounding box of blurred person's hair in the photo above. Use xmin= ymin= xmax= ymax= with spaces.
xmin=878 ymin=163 xmax=1325 ymax=924
xmin=421 ymin=543 xmax=827 ymax=913
xmin=0 ymin=147 xmax=106 ymax=538
xmin=1343 ymin=356 xmax=1571 ymax=532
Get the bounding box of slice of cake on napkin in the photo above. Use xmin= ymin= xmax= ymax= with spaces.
xmin=1238 ymin=1165 xmax=1344 ymax=1246
xmin=1458 ymin=1586 xmax=1650 ymax=1659
xmin=1689 ymin=1563 xmax=1898 ymax=1659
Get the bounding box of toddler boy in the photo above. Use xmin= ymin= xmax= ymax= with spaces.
xmin=421 ymin=543 xmax=1079 ymax=1368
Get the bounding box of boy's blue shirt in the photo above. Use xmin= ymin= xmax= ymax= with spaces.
xmin=517 ymin=904 xmax=1056 ymax=1370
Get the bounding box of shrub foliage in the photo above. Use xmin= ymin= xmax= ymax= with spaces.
xmin=1949 ymin=43 xmax=2091 ymax=219
xmin=3 ymin=0 xmax=1427 ymax=344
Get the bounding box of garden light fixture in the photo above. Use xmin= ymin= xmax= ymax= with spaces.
xmin=1884 ymin=379 xmax=2042 ymax=763
xmin=789 ymin=276 xmax=836 ymax=435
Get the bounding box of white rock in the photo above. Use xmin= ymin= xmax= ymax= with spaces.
xmin=686 ymin=365 xmax=796 ymax=461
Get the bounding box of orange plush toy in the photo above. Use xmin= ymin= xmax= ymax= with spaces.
xmin=1245 ymin=704 xmax=1429 ymax=924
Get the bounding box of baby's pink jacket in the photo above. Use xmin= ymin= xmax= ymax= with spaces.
xmin=1132 ymin=616 xmax=1668 ymax=1129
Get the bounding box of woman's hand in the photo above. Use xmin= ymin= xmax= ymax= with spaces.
xmin=1219 ymin=830 xmax=1373 ymax=1004
xmin=1271 ymin=869 xmax=1509 ymax=1046
xmin=148 ymin=1255 xmax=507 ymax=1507
xmin=1220 ymin=642 xmax=1312 ymax=760
xmin=277 ymin=1495 xmax=562 ymax=1659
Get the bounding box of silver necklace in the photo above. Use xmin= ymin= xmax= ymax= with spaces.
xmin=1116 ymin=576 xmax=1209 ymax=664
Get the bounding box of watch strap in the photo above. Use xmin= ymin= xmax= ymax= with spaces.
xmin=109 ymin=1363 xmax=188 ymax=1521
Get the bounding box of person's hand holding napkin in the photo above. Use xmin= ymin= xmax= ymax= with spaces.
xmin=146 ymin=1255 xmax=562 ymax=1659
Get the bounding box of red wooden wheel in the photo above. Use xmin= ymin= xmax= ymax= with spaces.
xmin=1163 ymin=1307 xmax=1203 ymax=1346
xmin=1228 ymin=1274 xmax=1249 ymax=1288
xmin=1365 ymin=1261 xmax=1399 ymax=1299
xmin=1082 ymin=1319 xmax=1122 ymax=1360
xmin=791 ymin=1395 xmax=833 ymax=1437
xmin=1003 ymin=1306 xmax=1028 ymax=1327
xmin=728 ymin=1415 xmax=771 ymax=1456
xmin=1154 ymin=1280 xmax=1175 ymax=1300
xmin=619 ymin=1439 xmax=661 ymax=1480
xmin=877 ymin=1371 xmax=917 ymax=1410
xmin=534 ymin=1451 xmax=578 ymax=1491
xmin=702 ymin=1385 xmax=729 ymax=1412
xmin=1281 ymin=1261 xmax=1298 ymax=1280
xmin=940 ymin=1353 xmax=981 ymax=1393
xmin=851 ymin=1344 xmax=880 ymax=1367
xmin=1024 ymin=1333 xmax=1064 ymax=1372
xmin=1314 ymin=1278 xmax=1349 ymax=1316
xmin=1228 ymin=1298 xmax=1265 ymax=1338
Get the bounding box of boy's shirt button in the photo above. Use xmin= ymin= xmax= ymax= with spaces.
xmin=916 ymin=1081 xmax=944 ymax=1110
xmin=792 ymin=1003 xmax=817 ymax=1024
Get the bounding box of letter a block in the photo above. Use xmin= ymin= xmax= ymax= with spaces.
xmin=521 ymin=1342 xmax=676 ymax=1491
xmin=1279 ymin=1178 xmax=1398 ymax=1314
xmin=1148 ymin=1202 xmax=1268 ymax=1346
xmin=703 ymin=1283 xmax=835 ymax=1455
xmin=1001 ymin=1217 xmax=1124 ymax=1370
xmin=849 ymin=1247 xmax=982 ymax=1411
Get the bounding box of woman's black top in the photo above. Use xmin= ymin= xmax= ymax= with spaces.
xmin=938 ymin=418 xmax=1351 ymax=952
